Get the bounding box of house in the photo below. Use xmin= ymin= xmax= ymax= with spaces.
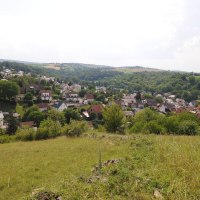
xmin=17 ymin=71 xmax=24 ymax=77
xmin=157 ymin=104 xmax=166 ymax=113
xmin=0 ymin=111 xmax=6 ymax=129
xmin=65 ymin=93 xmax=79 ymax=102
xmin=145 ymin=99 xmax=158 ymax=109
xmin=82 ymin=111 xmax=90 ymax=118
xmin=85 ymin=94 xmax=94 ymax=103
xmin=121 ymin=94 xmax=136 ymax=107
xmin=52 ymin=101 xmax=67 ymax=112
xmin=16 ymin=94 xmax=25 ymax=102
xmin=123 ymin=111 xmax=134 ymax=118
xmin=20 ymin=121 xmax=35 ymax=128
xmin=176 ymin=98 xmax=186 ymax=107
xmin=175 ymin=107 xmax=186 ymax=113
xmin=40 ymin=90 xmax=52 ymax=102
xmin=96 ymin=86 xmax=106 ymax=93
xmin=13 ymin=113 xmax=20 ymax=118
xmin=168 ymin=95 xmax=176 ymax=101
xmin=164 ymin=103 xmax=175 ymax=112
xmin=0 ymin=69 xmax=12 ymax=78
xmin=88 ymin=104 xmax=104 ymax=114
xmin=70 ymin=84 xmax=82 ymax=93
xmin=37 ymin=103 xmax=49 ymax=112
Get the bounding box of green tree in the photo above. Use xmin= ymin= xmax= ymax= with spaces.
xmin=27 ymin=111 xmax=45 ymax=127
xmin=23 ymin=105 xmax=39 ymax=121
xmin=178 ymin=120 xmax=199 ymax=135
xmin=144 ymin=121 xmax=164 ymax=134
xmin=6 ymin=116 xmax=18 ymax=135
xmin=64 ymin=108 xmax=80 ymax=124
xmin=155 ymin=96 xmax=163 ymax=104
xmin=79 ymin=89 xmax=87 ymax=98
xmin=134 ymin=108 xmax=159 ymax=123
xmin=102 ymin=103 xmax=124 ymax=133
xmin=47 ymin=109 xmax=65 ymax=125
xmin=24 ymin=92 xmax=33 ymax=102
xmin=0 ymin=80 xmax=19 ymax=100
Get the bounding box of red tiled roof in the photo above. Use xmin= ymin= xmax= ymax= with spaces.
xmin=86 ymin=94 xmax=94 ymax=100
xmin=20 ymin=121 xmax=35 ymax=127
xmin=37 ymin=103 xmax=49 ymax=108
xmin=176 ymin=108 xmax=186 ymax=113
xmin=89 ymin=104 xmax=103 ymax=113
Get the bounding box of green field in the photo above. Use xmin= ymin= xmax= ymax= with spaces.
xmin=0 ymin=134 xmax=200 ymax=199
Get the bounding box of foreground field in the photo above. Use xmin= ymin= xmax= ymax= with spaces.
xmin=0 ymin=134 xmax=200 ymax=199
xmin=0 ymin=135 xmax=128 ymax=200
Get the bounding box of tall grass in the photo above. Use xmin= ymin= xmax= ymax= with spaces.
xmin=1 ymin=134 xmax=200 ymax=199
xmin=0 ymin=135 xmax=127 ymax=200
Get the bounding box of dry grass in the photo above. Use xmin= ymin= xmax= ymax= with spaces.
xmin=114 ymin=67 xmax=162 ymax=73
xmin=43 ymin=64 xmax=60 ymax=70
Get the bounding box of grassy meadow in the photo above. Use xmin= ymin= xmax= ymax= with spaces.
xmin=0 ymin=134 xmax=200 ymax=199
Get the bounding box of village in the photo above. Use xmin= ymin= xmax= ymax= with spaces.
xmin=0 ymin=67 xmax=200 ymax=131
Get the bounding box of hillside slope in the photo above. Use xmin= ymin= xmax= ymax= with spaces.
xmin=1 ymin=134 xmax=200 ymax=199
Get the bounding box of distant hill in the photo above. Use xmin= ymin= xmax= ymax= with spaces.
xmin=0 ymin=59 xmax=163 ymax=72
xmin=113 ymin=66 xmax=163 ymax=73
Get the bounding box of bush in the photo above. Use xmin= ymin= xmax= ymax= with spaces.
xmin=144 ymin=121 xmax=164 ymax=135
xmin=134 ymin=108 xmax=159 ymax=123
xmin=177 ymin=112 xmax=199 ymax=123
xmin=15 ymin=128 xmax=36 ymax=141
xmin=129 ymin=122 xmax=144 ymax=133
xmin=178 ymin=120 xmax=199 ymax=135
xmin=35 ymin=127 xmax=49 ymax=140
xmin=0 ymin=128 xmax=5 ymax=136
xmin=0 ymin=135 xmax=13 ymax=144
xmin=163 ymin=116 xmax=179 ymax=134
xmin=102 ymin=104 xmax=124 ymax=133
xmin=62 ymin=121 xmax=88 ymax=137
xmin=36 ymin=119 xmax=62 ymax=140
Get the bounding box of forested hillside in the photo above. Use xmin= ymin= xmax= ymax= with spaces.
xmin=1 ymin=60 xmax=200 ymax=102
xmin=100 ymin=72 xmax=200 ymax=102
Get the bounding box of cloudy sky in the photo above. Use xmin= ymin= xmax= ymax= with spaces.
xmin=0 ymin=0 xmax=200 ymax=72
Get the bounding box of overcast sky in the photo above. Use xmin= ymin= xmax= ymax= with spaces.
xmin=0 ymin=0 xmax=200 ymax=72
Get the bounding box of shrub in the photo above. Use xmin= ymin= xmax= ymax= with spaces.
xmin=163 ymin=116 xmax=179 ymax=134
xmin=177 ymin=112 xmax=199 ymax=123
xmin=15 ymin=128 xmax=36 ymax=141
xmin=178 ymin=120 xmax=199 ymax=135
xmin=36 ymin=119 xmax=62 ymax=140
xmin=134 ymin=108 xmax=159 ymax=123
xmin=0 ymin=128 xmax=5 ymax=136
xmin=0 ymin=135 xmax=12 ymax=144
xmin=129 ymin=122 xmax=144 ymax=133
xmin=47 ymin=109 xmax=65 ymax=125
xmin=144 ymin=121 xmax=164 ymax=135
xmin=35 ymin=127 xmax=49 ymax=140
xmin=62 ymin=121 xmax=88 ymax=137
xmin=102 ymin=104 xmax=124 ymax=133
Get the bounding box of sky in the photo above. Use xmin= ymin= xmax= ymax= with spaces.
xmin=0 ymin=0 xmax=200 ymax=72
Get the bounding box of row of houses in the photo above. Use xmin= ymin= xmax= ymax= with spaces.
xmin=0 ymin=68 xmax=25 ymax=79
xmin=115 ymin=93 xmax=200 ymax=118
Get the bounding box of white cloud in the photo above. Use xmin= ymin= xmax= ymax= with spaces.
xmin=0 ymin=0 xmax=200 ymax=72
